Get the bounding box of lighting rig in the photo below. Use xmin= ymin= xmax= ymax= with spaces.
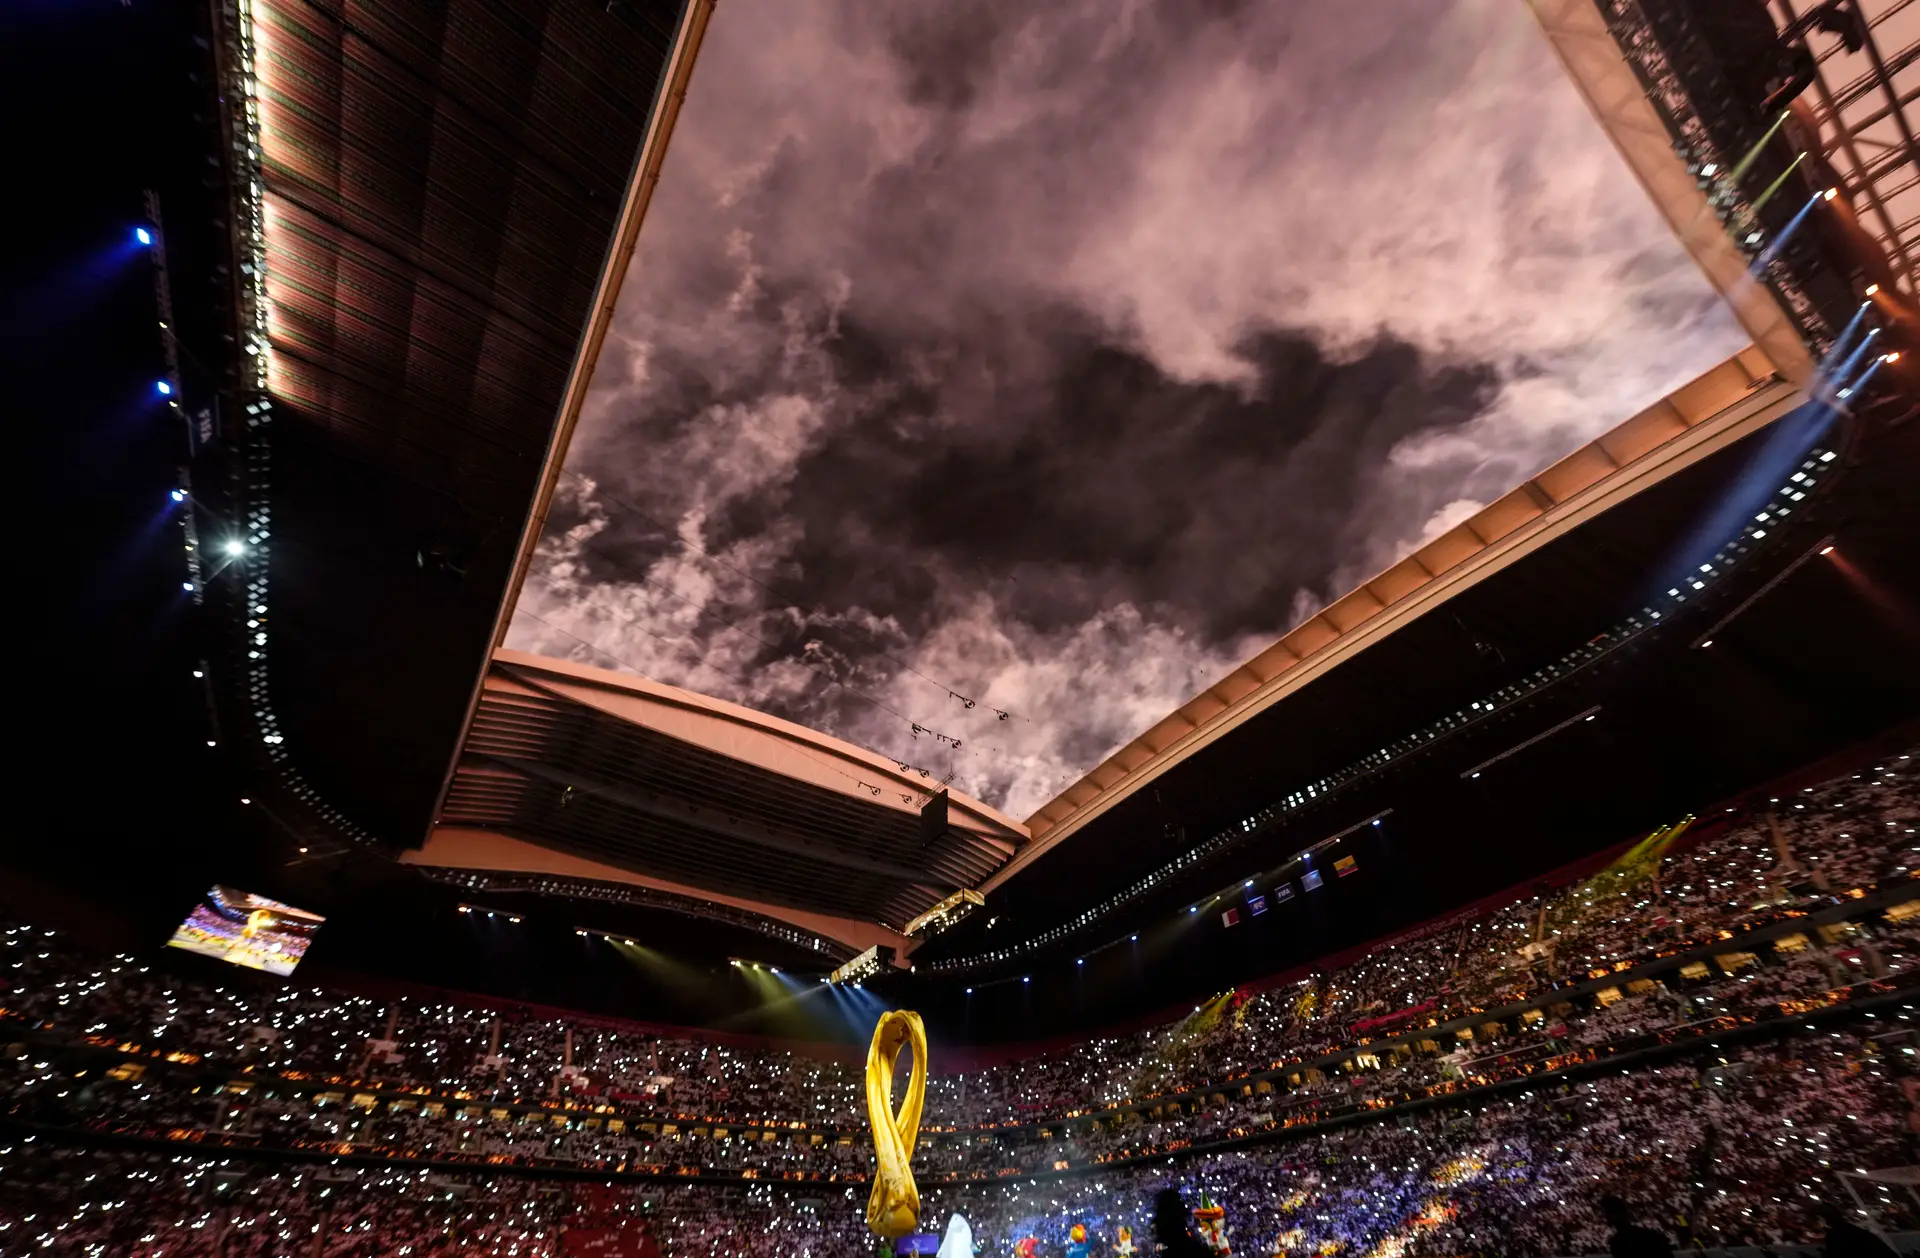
xmin=828 ymin=945 xmax=889 ymax=985
xmin=456 ymin=903 xmax=523 ymax=924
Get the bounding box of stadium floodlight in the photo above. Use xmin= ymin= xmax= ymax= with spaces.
xmin=224 ymin=539 xmax=246 ymax=555
xmin=182 ymin=581 xmax=195 ymax=592
xmin=1865 ymin=283 xmax=1879 ymax=296
xmin=170 ymin=488 xmax=187 ymax=503
xmin=155 ymin=380 xmax=172 ymax=396
xmin=135 ymin=226 xmax=152 ymax=246
xmin=1824 ymin=187 xmax=1838 ymax=201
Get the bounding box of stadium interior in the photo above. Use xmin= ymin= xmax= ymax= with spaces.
xmin=16 ymin=0 xmax=1920 ymax=1254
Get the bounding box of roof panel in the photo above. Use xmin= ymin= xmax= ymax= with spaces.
xmin=429 ymin=654 xmax=1029 ymax=932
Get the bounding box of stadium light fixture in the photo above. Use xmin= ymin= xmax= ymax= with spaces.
xmin=239 ymin=798 xmax=250 ymax=805
xmin=135 ymin=226 xmax=153 ymax=246
xmin=1700 ymin=639 xmax=1714 ymax=648
xmin=170 ymin=488 xmax=187 ymax=503
xmin=1865 ymin=283 xmax=1879 ymax=296
xmin=1022 ymin=976 xmax=1030 ymax=984
xmin=965 ymin=987 xmax=973 ymax=994
xmin=1824 ymin=187 xmax=1838 ymax=201
xmin=1819 ymin=545 xmax=1835 ymax=555
xmin=224 ymin=539 xmax=246 ymax=555
xmin=155 ymin=380 xmax=172 ymax=396
xmin=1885 ymin=352 xmax=1900 ymax=364
xmin=191 ymin=669 xmax=204 ymax=679
xmin=205 ymin=739 xmax=216 ymax=747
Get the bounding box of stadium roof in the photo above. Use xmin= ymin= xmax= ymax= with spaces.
xmin=908 ymin=372 xmax=1920 ymax=1007
xmin=198 ymin=0 xmax=708 ymax=851
xmin=1012 ymin=346 xmax=1792 ymax=867
xmin=406 ymin=650 xmax=1027 ymax=951
xmin=151 ymin=0 xmax=1914 ymax=1027
xmin=409 ymin=0 xmax=1916 ymax=968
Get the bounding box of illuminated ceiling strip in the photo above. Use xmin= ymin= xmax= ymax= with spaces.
xmin=1689 ymin=534 xmax=1835 ymax=649
xmin=1458 ymin=706 xmax=1603 ymax=781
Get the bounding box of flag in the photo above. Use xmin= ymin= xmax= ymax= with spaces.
xmin=1334 ymin=855 xmax=1358 ymax=877
xmin=1302 ymin=869 xmax=1324 ymax=892
xmin=1248 ymin=895 xmax=1268 ymax=916
xmin=1221 ymin=907 xmax=1241 ymax=927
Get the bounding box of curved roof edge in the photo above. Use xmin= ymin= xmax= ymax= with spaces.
xmin=403 ymin=828 xmax=909 ymax=959
xmin=1004 ymin=346 xmax=1801 ymax=883
xmin=484 ymin=648 xmax=1028 ymax=843
xmin=1524 ymin=0 xmax=1815 ymax=383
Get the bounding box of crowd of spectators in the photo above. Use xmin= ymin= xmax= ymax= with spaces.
xmin=2 ymin=1016 xmax=1913 ymax=1257
xmin=0 ymin=754 xmax=1915 ymax=1255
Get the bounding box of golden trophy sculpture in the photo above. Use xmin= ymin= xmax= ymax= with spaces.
xmin=864 ymin=1009 xmax=928 ymax=1239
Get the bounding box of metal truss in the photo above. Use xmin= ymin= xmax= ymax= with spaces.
xmin=1775 ymin=0 xmax=1920 ymax=296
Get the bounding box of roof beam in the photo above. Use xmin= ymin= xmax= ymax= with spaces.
xmin=404 ymin=827 xmax=917 ymax=959
xmin=467 ymin=751 xmax=956 ymax=889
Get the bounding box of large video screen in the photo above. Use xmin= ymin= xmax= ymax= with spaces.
xmin=167 ymin=886 xmax=325 ymax=976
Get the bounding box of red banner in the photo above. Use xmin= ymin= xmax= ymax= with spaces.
xmin=1351 ymin=998 xmax=1437 ymax=1035
xmin=563 ymin=1227 xmax=657 ymax=1258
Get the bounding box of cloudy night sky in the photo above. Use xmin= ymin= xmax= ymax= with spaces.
xmin=505 ymin=0 xmax=1749 ymax=819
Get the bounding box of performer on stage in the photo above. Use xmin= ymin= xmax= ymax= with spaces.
xmin=936 ymin=1214 xmax=974 ymax=1258
xmin=1193 ymin=1195 xmax=1231 ymax=1258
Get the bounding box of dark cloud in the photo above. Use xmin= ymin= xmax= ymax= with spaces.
xmin=507 ymin=0 xmax=1746 ymax=816
xmin=686 ymin=315 xmax=1501 ymax=641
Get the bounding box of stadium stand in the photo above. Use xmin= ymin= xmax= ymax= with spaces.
xmin=4 ymin=752 xmax=1915 ymax=1254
